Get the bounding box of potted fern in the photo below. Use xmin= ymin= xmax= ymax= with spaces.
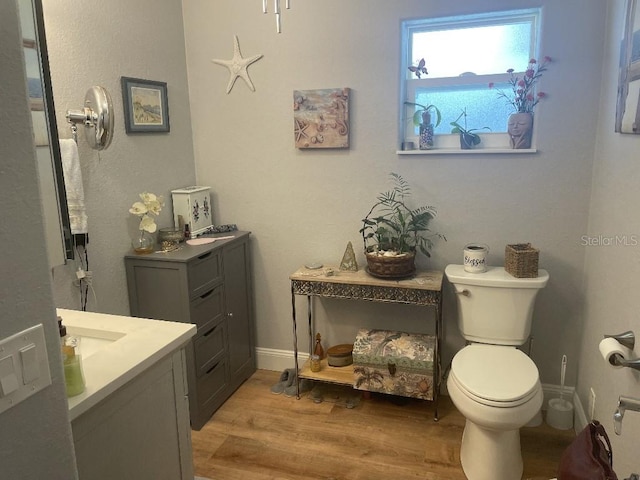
xmin=359 ymin=173 xmax=445 ymax=278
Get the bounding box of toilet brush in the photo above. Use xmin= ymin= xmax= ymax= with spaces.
xmin=559 ymin=354 xmax=567 ymax=401
xmin=547 ymin=354 xmax=574 ymax=429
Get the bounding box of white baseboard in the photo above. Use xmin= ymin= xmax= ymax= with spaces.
xmin=255 ymin=347 xmax=307 ymax=372
xmin=255 ymin=348 xmax=588 ymax=433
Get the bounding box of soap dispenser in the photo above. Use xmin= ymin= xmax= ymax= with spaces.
xmin=58 ymin=316 xmax=85 ymax=397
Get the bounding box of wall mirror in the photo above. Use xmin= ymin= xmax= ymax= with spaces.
xmin=616 ymin=0 xmax=640 ymax=133
xmin=18 ymin=0 xmax=73 ymax=265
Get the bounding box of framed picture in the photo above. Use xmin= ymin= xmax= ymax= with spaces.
xmin=293 ymin=87 xmax=350 ymax=148
xmin=121 ymin=77 xmax=170 ymax=133
xmin=615 ymin=0 xmax=640 ymax=133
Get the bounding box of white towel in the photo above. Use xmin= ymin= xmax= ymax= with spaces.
xmin=59 ymin=139 xmax=88 ymax=234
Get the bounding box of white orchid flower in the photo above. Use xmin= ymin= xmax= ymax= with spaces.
xmin=129 ymin=201 xmax=148 ymax=216
xmin=139 ymin=192 xmax=157 ymax=203
xmin=131 ymin=192 xmax=163 ymax=233
xmin=146 ymin=197 xmax=164 ymax=216
xmin=139 ymin=214 xmax=157 ymax=233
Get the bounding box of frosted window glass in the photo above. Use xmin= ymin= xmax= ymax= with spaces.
xmin=414 ymin=83 xmax=514 ymax=134
xmin=410 ymin=23 xmax=533 ymax=78
xmin=401 ymin=9 xmax=541 ymax=141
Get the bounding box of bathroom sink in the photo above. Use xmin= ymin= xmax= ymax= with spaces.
xmin=65 ymin=326 xmax=126 ymax=359
xmin=58 ymin=308 xmax=196 ymax=420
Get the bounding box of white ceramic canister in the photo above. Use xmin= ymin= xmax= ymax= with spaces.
xmin=463 ymin=243 xmax=489 ymax=273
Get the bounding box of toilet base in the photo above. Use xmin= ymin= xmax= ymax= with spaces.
xmin=460 ymin=419 xmax=523 ymax=480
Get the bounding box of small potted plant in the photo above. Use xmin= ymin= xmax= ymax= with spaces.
xmin=404 ymin=101 xmax=442 ymax=150
xmin=450 ymin=108 xmax=491 ymax=149
xmin=489 ymin=56 xmax=552 ymax=149
xmin=360 ymin=173 xmax=445 ymax=278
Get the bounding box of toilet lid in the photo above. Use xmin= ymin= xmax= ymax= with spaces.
xmin=451 ymin=344 xmax=539 ymax=404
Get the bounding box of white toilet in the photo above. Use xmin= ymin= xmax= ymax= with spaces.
xmin=445 ymin=264 xmax=549 ymax=480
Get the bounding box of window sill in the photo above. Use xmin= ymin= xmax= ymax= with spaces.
xmin=398 ymin=133 xmax=537 ymax=155
xmin=397 ymin=147 xmax=537 ymax=155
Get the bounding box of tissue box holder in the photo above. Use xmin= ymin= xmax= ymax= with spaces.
xmin=353 ymin=329 xmax=435 ymax=401
xmin=505 ymin=243 xmax=539 ymax=278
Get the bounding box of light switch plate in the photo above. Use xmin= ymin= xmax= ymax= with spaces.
xmin=0 ymin=324 xmax=51 ymax=415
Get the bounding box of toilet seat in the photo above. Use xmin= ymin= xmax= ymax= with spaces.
xmin=450 ymin=344 xmax=540 ymax=407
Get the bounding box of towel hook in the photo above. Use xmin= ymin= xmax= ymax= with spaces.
xmin=66 ymin=86 xmax=114 ymax=151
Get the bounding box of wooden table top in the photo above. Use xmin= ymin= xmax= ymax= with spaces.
xmin=290 ymin=266 xmax=443 ymax=292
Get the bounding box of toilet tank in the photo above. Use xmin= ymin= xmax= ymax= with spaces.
xmin=445 ymin=265 xmax=549 ymax=346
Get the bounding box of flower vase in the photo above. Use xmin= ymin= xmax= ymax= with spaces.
xmin=507 ymin=112 xmax=533 ymax=149
xmin=419 ymin=123 xmax=434 ymax=150
xmin=132 ymin=230 xmax=155 ymax=254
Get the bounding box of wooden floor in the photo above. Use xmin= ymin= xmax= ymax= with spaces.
xmin=192 ymin=370 xmax=575 ymax=480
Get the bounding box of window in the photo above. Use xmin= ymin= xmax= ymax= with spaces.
xmin=400 ymin=9 xmax=541 ymax=150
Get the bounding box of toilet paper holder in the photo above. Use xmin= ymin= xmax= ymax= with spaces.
xmin=604 ymin=330 xmax=635 ymax=349
xmin=603 ymin=331 xmax=640 ymax=371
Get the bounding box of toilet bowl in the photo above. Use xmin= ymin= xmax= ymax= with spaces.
xmin=445 ymin=264 xmax=549 ymax=480
xmin=447 ymin=344 xmax=543 ymax=480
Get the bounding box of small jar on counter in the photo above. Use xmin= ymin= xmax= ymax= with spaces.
xmin=310 ymin=354 xmax=321 ymax=373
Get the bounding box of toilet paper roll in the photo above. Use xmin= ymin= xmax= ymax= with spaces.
xmin=599 ymin=337 xmax=632 ymax=369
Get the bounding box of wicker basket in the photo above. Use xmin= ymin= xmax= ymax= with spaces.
xmin=365 ymin=249 xmax=416 ymax=279
xmin=505 ymin=243 xmax=539 ymax=278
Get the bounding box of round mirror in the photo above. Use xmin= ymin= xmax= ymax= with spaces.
xmin=85 ymin=86 xmax=114 ymax=150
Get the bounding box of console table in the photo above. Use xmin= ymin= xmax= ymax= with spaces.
xmin=289 ymin=266 xmax=444 ymax=420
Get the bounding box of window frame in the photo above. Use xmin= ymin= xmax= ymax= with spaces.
xmin=399 ymin=8 xmax=542 ymax=153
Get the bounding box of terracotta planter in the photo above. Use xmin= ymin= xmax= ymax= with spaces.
xmin=507 ymin=112 xmax=533 ymax=149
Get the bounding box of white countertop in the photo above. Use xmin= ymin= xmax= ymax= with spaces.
xmin=57 ymin=308 xmax=196 ymax=421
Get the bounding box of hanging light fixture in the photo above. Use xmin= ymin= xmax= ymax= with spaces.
xmin=263 ymin=0 xmax=290 ymax=33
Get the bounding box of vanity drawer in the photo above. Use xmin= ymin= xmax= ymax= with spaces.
xmin=187 ymin=250 xmax=222 ymax=298
xmin=195 ymin=359 xmax=227 ymax=410
xmin=194 ymin=321 xmax=226 ymax=376
xmin=189 ymin=283 xmax=224 ymax=331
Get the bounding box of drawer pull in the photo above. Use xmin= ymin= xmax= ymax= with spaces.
xmin=203 ymin=325 xmax=217 ymax=337
xmin=206 ymin=362 xmax=220 ymax=375
xmin=200 ymin=288 xmax=215 ymax=299
xmin=197 ymin=252 xmax=212 ymax=260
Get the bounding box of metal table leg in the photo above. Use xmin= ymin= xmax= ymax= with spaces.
xmin=291 ymin=284 xmax=300 ymax=399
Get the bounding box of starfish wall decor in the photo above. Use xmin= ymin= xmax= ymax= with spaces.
xmin=212 ymin=35 xmax=263 ymax=94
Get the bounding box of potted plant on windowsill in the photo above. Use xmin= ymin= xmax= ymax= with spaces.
xmin=450 ymin=108 xmax=491 ymax=149
xmin=490 ymin=56 xmax=552 ymax=149
xmin=404 ymin=101 xmax=442 ymax=150
xmin=360 ymin=173 xmax=445 ymax=279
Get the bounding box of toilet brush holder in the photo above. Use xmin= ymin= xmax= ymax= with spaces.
xmin=546 ymin=398 xmax=574 ymax=430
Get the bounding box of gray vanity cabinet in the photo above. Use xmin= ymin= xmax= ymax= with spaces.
xmin=124 ymin=231 xmax=255 ymax=430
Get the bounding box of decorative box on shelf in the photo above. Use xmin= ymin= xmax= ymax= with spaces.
xmin=171 ymin=186 xmax=213 ymax=238
xmin=352 ymin=329 xmax=435 ymax=401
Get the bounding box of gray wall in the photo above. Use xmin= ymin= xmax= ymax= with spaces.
xmin=0 ymin=0 xmax=77 ymax=477
xmin=44 ymin=0 xmax=197 ymax=314
xmin=182 ymin=0 xmax=605 ymax=389
xmin=26 ymin=0 xmax=640 ymax=474
xmin=578 ymin=1 xmax=640 ymax=471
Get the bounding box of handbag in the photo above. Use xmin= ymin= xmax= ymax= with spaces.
xmin=558 ymin=420 xmax=618 ymax=480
